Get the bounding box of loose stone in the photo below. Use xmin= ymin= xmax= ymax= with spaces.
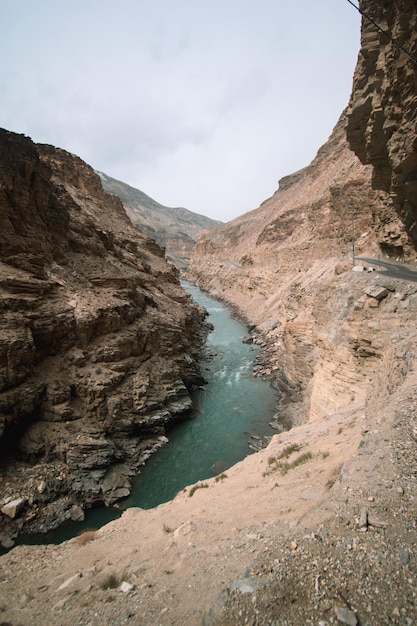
xmin=1 ymin=497 xmax=26 ymax=519
xmin=398 ymin=547 xmax=410 ymax=565
xmin=119 ymin=581 xmax=134 ymax=594
xmin=335 ymin=605 xmax=358 ymax=625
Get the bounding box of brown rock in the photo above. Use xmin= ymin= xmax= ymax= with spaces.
xmin=347 ymin=0 xmax=417 ymax=255
xmin=0 ymin=129 xmax=209 ymax=538
xmin=1 ymin=497 xmax=26 ymax=519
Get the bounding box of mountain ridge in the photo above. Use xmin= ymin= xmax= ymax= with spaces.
xmin=97 ymin=171 xmax=222 ymax=268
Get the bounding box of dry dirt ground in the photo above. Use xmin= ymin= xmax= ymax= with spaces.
xmin=0 ymin=348 xmax=416 ymax=625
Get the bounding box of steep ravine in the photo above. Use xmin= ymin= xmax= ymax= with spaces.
xmin=186 ymin=110 xmax=414 ymax=429
xmin=1 ymin=2 xmax=417 ymax=623
xmin=0 ymin=129 xmax=208 ymax=545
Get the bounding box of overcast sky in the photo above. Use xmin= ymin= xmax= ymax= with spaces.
xmin=1 ymin=1 xmax=361 ymax=222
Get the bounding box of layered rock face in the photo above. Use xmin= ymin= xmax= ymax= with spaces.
xmin=187 ymin=111 xmax=414 ymax=428
xmin=347 ymin=0 xmax=417 ymax=253
xmin=0 ymin=129 xmax=207 ymax=539
xmin=98 ymin=171 xmax=222 ymax=269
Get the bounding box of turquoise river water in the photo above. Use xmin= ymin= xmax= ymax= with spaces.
xmin=21 ymin=281 xmax=278 ymax=545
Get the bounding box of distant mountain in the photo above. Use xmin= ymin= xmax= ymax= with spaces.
xmin=97 ymin=172 xmax=222 ymax=268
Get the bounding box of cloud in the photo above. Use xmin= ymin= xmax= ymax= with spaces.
xmin=0 ymin=0 xmax=361 ymax=221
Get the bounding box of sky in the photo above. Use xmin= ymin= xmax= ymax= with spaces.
xmin=1 ymin=1 xmax=361 ymax=222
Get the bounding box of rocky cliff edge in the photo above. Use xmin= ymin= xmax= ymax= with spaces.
xmin=0 ymin=129 xmax=207 ymax=542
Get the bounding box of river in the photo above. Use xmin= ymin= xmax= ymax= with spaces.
xmin=20 ymin=281 xmax=278 ymax=545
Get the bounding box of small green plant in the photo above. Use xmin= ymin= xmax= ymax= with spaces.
xmin=188 ymin=482 xmax=209 ymax=497
xmin=320 ymin=450 xmax=330 ymax=459
xmin=215 ymin=473 xmax=228 ymax=483
xmin=163 ymin=523 xmax=173 ymax=533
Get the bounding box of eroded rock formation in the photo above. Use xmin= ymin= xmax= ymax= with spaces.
xmin=0 ymin=129 xmax=208 ymax=540
xmin=187 ymin=110 xmax=414 ymax=429
xmin=347 ymin=0 xmax=417 ymax=253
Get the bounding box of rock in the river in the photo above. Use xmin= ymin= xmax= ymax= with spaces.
xmin=69 ymin=505 xmax=85 ymax=522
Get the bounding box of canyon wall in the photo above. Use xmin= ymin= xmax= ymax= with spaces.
xmin=347 ymin=0 xmax=417 ymax=250
xmin=187 ymin=108 xmax=415 ymax=429
xmin=0 ymin=129 xmax=207 ymax=541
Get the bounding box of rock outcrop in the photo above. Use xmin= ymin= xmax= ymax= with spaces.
xmin=0 ymin=129 xmax=208 ymax=541
xmin=97 ymin=171 xmax=222 ymax=269
xmin=347 ymin=0 xmax=417 ymax=253
xmin=187 ymin=110 xmax=414 ymax=428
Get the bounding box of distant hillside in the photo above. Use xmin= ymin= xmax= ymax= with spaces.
xmin=97 ymin=172 xmax=222 ymax=268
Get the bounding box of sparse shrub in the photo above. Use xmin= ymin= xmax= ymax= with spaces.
xmin=264 ymin=444 xmax=302 ymax=473
xmin=277 ymin=444 xmax=302 ymax=460
xmin=215 ymin=473 xmax=228 ymax=482
xmin=100 ymin=573 xmax=121 ymax=590
xmin=188 ymin=482 xmax=209 ymax=497
xmin=263 ymin=445 xmax=313 ymax=477
xmin=163 ymin=523 xmax=173 ymax=533
xmin=290 ymin=451 xmax=313 ymax=468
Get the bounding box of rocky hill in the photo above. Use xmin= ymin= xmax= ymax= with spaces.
xmin=0 ymin=129 xmax=208 ymax=543
xmin=0 ymin=2 xmax=416 ymax=624
xmin=97 ymin=171 xmax=222 ymax=269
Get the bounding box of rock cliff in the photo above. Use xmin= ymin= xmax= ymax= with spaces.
xmin=0 ymin=129 xmax=207 ymax=541
xmin=347 ymin=0 xmax=417 ymax=252
xmin=97 ymin=171 xmax=222 ymax=269
xmin=187 ymin=110 xmax=414 ymax=428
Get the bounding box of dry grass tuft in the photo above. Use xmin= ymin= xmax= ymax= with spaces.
xmin=163 ymin=523 xmax=173 ymax=533
xmin=188 ymin=483 xmax=209 ymax=497
xmin=263 ymin=447 xmax=313 ymax=477
xmin=215 ymin=473 xmax=228 ymax=483
xmin=326 ymin=464 xmax=343 ymax=490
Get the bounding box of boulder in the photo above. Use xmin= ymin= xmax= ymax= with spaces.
xmin=69 ymin=505 xmax=85 ymax=522
xmin=364 ymin=285 xmax=389 ymax=301
xmin=1 ymin=497 xmax=26 ymax=519
xmin=0 ymin=534 xmax=15 ymax=549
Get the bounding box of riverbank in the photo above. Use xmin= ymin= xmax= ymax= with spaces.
xmin=0 ymin=341 xmax=415 ymax=624
xmin=0 ymin=282 xmax=277 ymax=551
xmin=1 ymin=258 xmax=416 ymax=625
